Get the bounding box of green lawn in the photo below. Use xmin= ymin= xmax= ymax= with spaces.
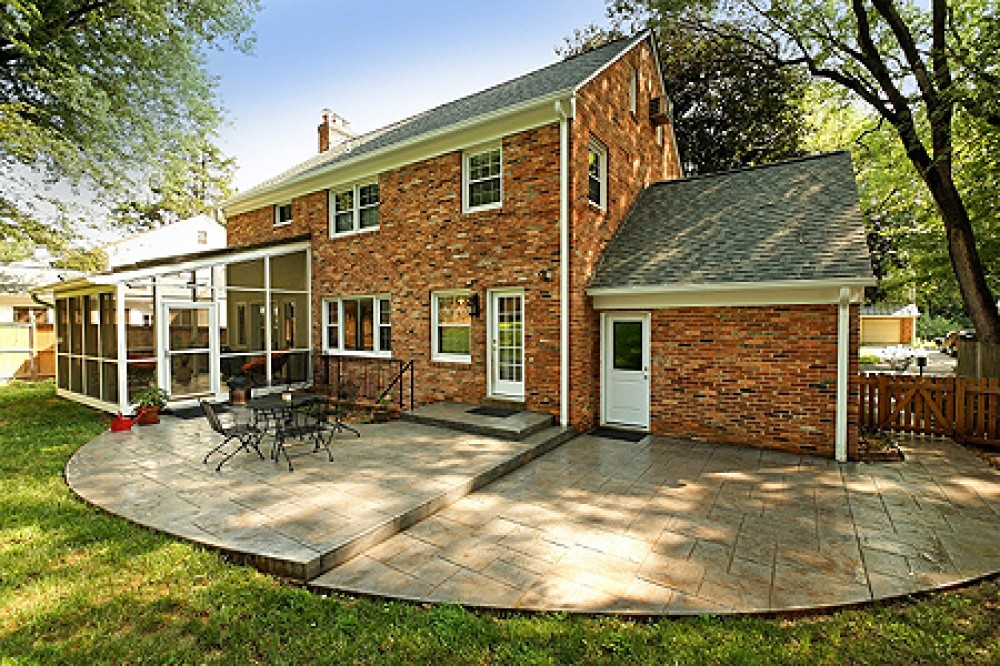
xmin=1 ymin=382 xmax=998 ymax=664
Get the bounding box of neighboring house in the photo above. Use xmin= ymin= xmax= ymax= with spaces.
xmin=0 ymin=255 xmax=81 ymax=381
xmin=860 ymin=303 xmax=919 ymax=346
xmin=47 ymin=32 xmax=874 ymax=460
xmin=106 ymin=215 xmax=226 ymax=269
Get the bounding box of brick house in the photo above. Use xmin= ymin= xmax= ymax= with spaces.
xmin=222 ymin=31 xmax=874 ymax=460
xmin=48 ymin=32 xmax=871 ymax=460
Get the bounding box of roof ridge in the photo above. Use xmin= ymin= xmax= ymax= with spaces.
xmin=648 ymin=151 xmax=852 ymax=188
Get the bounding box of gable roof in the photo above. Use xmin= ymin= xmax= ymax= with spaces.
xmin=227 ymin=33 xmax=652 ymax=210
xmin=589 ymin=152 xmax=874 ymax=291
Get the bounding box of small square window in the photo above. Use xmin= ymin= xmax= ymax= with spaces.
xmin=588 ymin=139 xmax=608 ymax=210
xmin=463 ymin=146 xmax=502 ymax=212
xmin=275 ymin=203 xmax=292 ymax=227
xmin=329 ymin=182 xmax=380 ymax=235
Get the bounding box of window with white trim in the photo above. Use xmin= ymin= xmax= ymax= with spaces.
xmin=588 ymin=138 xmax=608 ymax=209
xmin=431 ymin=292 xmax=471 ymax=362
xmin=330 ymin=182 xmax=380 ymax=235
xmin=463 ymin=145 xmax=502 ymax=212
xmin=275 ymin=203 xmax=292 ymax=227
xmin=322 ymin=296 xmax=391 ymax=355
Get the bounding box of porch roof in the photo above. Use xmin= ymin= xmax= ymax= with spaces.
xmin=43 ymin=234 xmax=311 ymax=294
xmin=588 ymin=152 xmax=875 ymax=294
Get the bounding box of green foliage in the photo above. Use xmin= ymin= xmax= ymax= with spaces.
xmin=132 ymin=385 xmax=169 ymax=408
xmin=2 ymin=382 xmax=1000 ymax=663
xmin=560 ymin=18 xmax=807 ymax=175
xmin=50 ymin=246 xmax=107 ymax=273
xmin=609 ymin=0 xmax=1000 ymax=342
xmin=0 ymin=0 xmax=258 ymax=246
xmin=918 ymin=314 xmax=965 ymax=341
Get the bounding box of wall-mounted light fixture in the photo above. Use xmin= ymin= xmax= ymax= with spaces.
xmin=537 ymin=268 xmax=553 ymax=282
xmin=466 ymin=293 xmax=481 ymax=318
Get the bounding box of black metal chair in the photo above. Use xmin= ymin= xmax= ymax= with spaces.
xmin=201 ymin=400 xmax=264 ymax=472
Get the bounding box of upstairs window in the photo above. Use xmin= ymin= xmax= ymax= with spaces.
xmin=588 ymin=138 xmax=608 ymax=210
xmin=330 ymin=182 xmax=380 ymax=235
xmin=463 ymin=145 xmax=502 ymax=212
xmin=274 ymin=203 xmax=293 ymax=227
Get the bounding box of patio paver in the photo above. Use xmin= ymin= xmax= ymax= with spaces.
xmin=67 ymin=415 xmax=1000 ymax=615
xmin=66 ymin=414 xmax=572 ymax=580
xmin=309 ymin=433 xmax=1000 ymax=615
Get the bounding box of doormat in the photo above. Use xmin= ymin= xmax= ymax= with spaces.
xmin=165 ymin=403 xmax=230 ymax=420
xmin=467 ymin=406 xmax=520 ymax=418
xmin=587 ymin=427 xmax=647 ymax=442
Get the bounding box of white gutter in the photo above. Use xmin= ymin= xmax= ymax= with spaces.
xmin=587 ymin=277 xmax=875 ymax=296
xmin=556 ymin=99 xmax=573 ymax=428
xmin=835 ymin=286 xmax=850 ymax=462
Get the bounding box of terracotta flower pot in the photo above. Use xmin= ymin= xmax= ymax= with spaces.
xmin=137 ymin=406 xmax=160 ymax=425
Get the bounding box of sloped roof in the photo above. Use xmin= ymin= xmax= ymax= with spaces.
xmin=589 ymin=152 xmax=874 ymax=290
xmin=231 ymin=34 xmax=648 ymax=202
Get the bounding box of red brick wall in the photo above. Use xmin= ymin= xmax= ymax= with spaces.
xmin=568 ymin=39 xmax=682 ymax=430
xmin=229 ymin=125 xmax=564 ymax=415
xmin=648 ymin=304 xmax=860 ymax=458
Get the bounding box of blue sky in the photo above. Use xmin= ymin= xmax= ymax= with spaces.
xmin=207 ymin=0 xmax=609 ymax=191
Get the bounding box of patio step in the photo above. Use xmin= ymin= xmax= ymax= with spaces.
xmin=400 ymin=401 xmax=555 ymax=441
xmin=305 ymin=423 xmax=576 ymax=581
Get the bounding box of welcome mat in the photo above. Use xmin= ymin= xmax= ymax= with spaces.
xmin=587 ymin=427 xmax=647 ymax=442
xmin=467 ymin=406 xmax=520 ymax=418
xmin=165 ymin=403 xmax=231 ymax=420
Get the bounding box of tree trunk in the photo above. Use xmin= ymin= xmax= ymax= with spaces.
xmin=922 ymin=163 xmax=1000 ymax=343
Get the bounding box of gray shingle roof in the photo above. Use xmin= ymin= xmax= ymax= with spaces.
xmin=589 ymin=152 xmax=874 ymax=290
xmin=237 ymin=35 xmax=645 ymax=198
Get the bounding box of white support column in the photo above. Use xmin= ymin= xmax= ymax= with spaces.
xmin=264 ymin=256 xmax=272 ymax=386
xmin=835 ymin=286 xmax=851 ymax=462
xmin=556 ymin=99 xmax=572 ymax=428
xmin=116 ymin=282 xmax=128 ymax=414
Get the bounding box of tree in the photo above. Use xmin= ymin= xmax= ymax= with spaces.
xmin=0 ymin=0 xmax=257 ymax=245
xmin=608 ymin=0 xmax=1000 ymax=343
xmin=560 ymin=20 xmax=808 ymax=174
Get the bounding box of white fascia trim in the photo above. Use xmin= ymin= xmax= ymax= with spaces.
xmin=588 ymin=278 xmax=875 ymax=297
xmin=225 ymin=92 xmax=573 ymax=216
xmin=573 ymin=31 xmax=652 ymax=93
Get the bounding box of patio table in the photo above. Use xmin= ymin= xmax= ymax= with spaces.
xmin=247 ymin=392 xmax=325 ymax=471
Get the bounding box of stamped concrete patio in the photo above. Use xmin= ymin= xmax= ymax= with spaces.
xmin=67 ymin=411 xmax=1000 ymax=615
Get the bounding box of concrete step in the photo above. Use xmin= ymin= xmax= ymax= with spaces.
xmin=400 ymin=401 xmax=555 ymax=441
xmin=305 ymin=424 xmax=575 ymax=582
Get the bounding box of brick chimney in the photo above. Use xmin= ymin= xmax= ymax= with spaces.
xmin=317 ymin=109 xmax=355 ymax=153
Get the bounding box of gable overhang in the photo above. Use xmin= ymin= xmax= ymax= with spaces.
xmin=225 ymin=91 xmax=577 ymax=217
xmin=587 ymin=277 xmax=875 ymax=310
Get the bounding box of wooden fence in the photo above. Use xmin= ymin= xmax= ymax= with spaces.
xmin=0 ymin=322 xmax=55 ymax=381
xmin=957 ymin=341 xmax=1000 ymax=379
xmin=860 ymin=373 xmax=1000 ymax=446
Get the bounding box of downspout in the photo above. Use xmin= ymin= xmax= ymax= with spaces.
xmin=835 ymin=286 xmax=850 ymax=462
xmin=556 ymin=99 xmax=572 ymax=428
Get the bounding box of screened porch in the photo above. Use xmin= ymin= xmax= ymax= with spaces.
xmin=49 ymin=238 xmax=311 ymax=414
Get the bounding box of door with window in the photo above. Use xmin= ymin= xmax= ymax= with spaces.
xmin=162 ymin=303 xmax=217 ymax=400
xmin=489 ymin=291 xmax=524 ymax=399
xmin=603 ymin=313 xmax=650 ymax=429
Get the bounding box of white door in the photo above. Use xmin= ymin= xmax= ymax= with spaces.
xmin=162 ymin=302 xmax=217 ymax=401
xmin=489 ymin=291 xmax=524 ymax=399
xmin=603 ymin=313 xmax=650 ymax=429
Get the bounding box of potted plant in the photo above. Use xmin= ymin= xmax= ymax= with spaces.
xmin=133 ymin=386 xmax=169 ymax=425
xmin=227 ymin=373 xmax=249 ymax=406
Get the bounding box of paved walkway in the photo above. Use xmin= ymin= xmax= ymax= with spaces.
xmin=66 ymin=414 xmax=569 ymax=579
xmin=67 ymin=417 xmax=1000 ymax=615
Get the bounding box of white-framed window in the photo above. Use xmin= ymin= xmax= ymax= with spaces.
xmin=588 ymin=138 xmax=608 ymax=210
xmin=197 ymin=230 xmax=208 ymax=245
xmin=322 ymin=295 xmax=391 ymax=356
xmin=431 ymin=291 xmax=472 ymax=362
xmin=656 ymin=125 xmax=663 ymax=147
xmin=628 ymin=66 xmax=638 ymax=116
xmin=462 ymin=144 xmax=502 ymax=212
xmin=329 ymin=181 xmax=380 ymax=236
xmin=275 ymin=203 xmax=293 ymax=227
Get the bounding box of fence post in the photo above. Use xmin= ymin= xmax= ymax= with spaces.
xmin=955 ymin=377 xmax=966 ymax=442
xmin=877 ymin=373 xmax=888 ymax=428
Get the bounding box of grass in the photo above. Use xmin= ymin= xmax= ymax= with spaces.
xmin=1 ymin=381 xmax=999 ymax=664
